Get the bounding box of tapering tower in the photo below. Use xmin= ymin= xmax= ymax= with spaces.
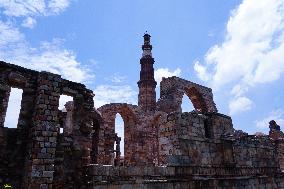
xmin=137 ymin=33 xmax=157 ymax=112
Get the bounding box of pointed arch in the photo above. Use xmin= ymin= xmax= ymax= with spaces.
xmin=97 ymin=103 xmax=137 ymax=165
xmin=181 ymin=93 xmax=195 ymax=112
xmin=184 ymin=87 xmax=208 ymax=113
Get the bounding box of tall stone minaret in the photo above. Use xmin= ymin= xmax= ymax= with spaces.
xmin=137 ymin=33 xmax=157 ymax=112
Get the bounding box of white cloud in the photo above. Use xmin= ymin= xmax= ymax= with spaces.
xmin=255 ymin=109 xmax=284 ymax=130
xmin=0 ymin=0 xmax=71 ymax=28
xmin=194 ymin=61 xmax=210 ymax=81
xmin=21 ymin=17 xmax=37 ymax=28
xmin=229 ymin=96 xmax=253 ymax=115
xmin=0 ymin=21 xmax=24 ymax=48
xmin=93 ymin=85 xmax=137 ymax=108
xmin=0 ymin=0 xmax=71 ymax=17
xmin=47 ymin=0 xmax=70 ymax=14
xmin=154 ymin=67 xmax=181 ymax=85
xmin=106 ymin=74 xmax=127 ymax=83
xmin=0 ymin=35 xmax=93 ymax=82
xmin=195 ymin=0 xmax=284 ymax=114
xmin=230 ymin=84 xmax=249 ymax=98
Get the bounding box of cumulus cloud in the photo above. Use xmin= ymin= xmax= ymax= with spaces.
xmin=195 ymin=0 xmax=284 ymax=114
xmin=0 ymin=34 xmax=93 ymax=82
xmin=0 ymin=21 xmax=24 ymax=47
xmin=93 ymin=85 xmax=137 ymax=108
xmin=229 ymin=96 xmax=253 ymax=115
xmin=0 ymin=0 xmax=71 ymax=27
xmin=194 ymin=61 xmax=210 ymax=81
xmin=21 ymin=17 xmax=37 ymax=28
xmin=255 ymin=109 xmax=284 ymax=130
xmin=0 ymin=0 xmax=71 ymax=17
xmin=106 ymin=74 xmax=127 ymax=83
xmin=154 ymin=67 xmax=181 ymax=85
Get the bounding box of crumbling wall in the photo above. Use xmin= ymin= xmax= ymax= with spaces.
xmin=98 ymin=103 xmax=138 ymax=165
xmin=157 ymin=76 xmax=218 ymax=114
xmin=276 ymin=139 xmax=284 ymax=171
xmin=233 ymin=136 xmax=278 ymax=167
xmin=0 ymin=61 xmax=38 ymax=188
xmin=0 ymin=61 xmax=95 ymax=189
xmin=86 ymin=164 xmax=284 ymax=189
xmin=158 ymin=112 xmax=234 ymax=166
xmin=97 ymin=104 xmax=167 ymax=166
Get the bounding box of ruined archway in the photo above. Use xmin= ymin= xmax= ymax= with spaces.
xmin=157 ymin=76 xmax=217 ymax=114
xmin=183 ymin=87 xmax=208 ymax=113
xmin=97 ymin=103 xmax=137 ymax=165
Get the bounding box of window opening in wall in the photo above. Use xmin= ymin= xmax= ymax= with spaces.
xmin=115 ymin=113 xmax=124 ymax=156
xmin=59 ymin=95 xmax=73 ymax=110
xmin=59 ymin=128 xmax=64 ymax=134
xmin=181 ymin=94 xmax=195 ymax=112
xmin=59 ymin=95 xmax=73 ymax=134
xmin=4 ymin=88 xmax=23 ymax=128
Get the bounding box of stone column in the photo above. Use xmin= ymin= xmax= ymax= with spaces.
xmin=63 ymin=101 xmax=74 ymax=135
xmin=27 ymin=72 xmax=61 ymax=189
xmin=114 ymin=136 xmax=121 ymax=166
xmin=0 ymin=85 xmax=10 ymax=174
xmin=0 ymin=85 xmax=11 ymax=128
xmin=72 ymin=90 xmax=94 ymax=187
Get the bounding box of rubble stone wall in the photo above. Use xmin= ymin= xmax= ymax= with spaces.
xmin=277 ymin=139 xmax=284 ymax=170
xmin=87 ymin=164 xmax=284 ymax=189
xmin=233 ymin=136 xmax=278 ymax=167
xmin=0 ymin=61 xmax=95 ymax=189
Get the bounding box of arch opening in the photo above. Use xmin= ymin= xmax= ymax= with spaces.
xmin=181 ymin=94 xmax=195 ymax=113
xmin=184 ymin=87 xmax=208 ymax=113
xmin=58 ymin=95 xmax=73 ymax=135
xmin=114 ymin=113 xmax=124 ymax=166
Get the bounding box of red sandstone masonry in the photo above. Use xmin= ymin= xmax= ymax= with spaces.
xmin=0 ymin=34 xmax=284 ymax=189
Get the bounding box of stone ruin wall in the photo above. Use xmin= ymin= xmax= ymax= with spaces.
xmin=0 ymin=61 xmax=284 ymax=188
xmin=157 ymin=76 xmax=218 ymax=114
xmin=0 ymin=61 xmax=95 ymax=188
xmin=97 ymin=103 xmax=162 ymax=166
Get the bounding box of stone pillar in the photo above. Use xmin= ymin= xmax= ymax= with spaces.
xmin=114 ymin=135 xmax=121 ymax=166
xmin=72 ymin=90 xmax=94 ymax=187
xmin=0 ymin=86 xmax=10 ymax=156
xmin=27 ymin=72 xmax=61 ymax=189
xmin=63 ymin=101 xmax=74 ymax=135
xmin=0 ymin=85 xmax=10 ymax=175
xmin=0 ymin=86 xmax=11 ymax=128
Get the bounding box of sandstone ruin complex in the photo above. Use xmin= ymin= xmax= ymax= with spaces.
xmin=0 ymin=34 xmax=284 ymax=189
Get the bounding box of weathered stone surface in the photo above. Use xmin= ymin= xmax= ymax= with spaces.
xmin=0 ymin=34 xmax=283 ymax=189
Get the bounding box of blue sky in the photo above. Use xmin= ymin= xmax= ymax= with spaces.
xmin=1 ymin=0 xmax=284 ymax=143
